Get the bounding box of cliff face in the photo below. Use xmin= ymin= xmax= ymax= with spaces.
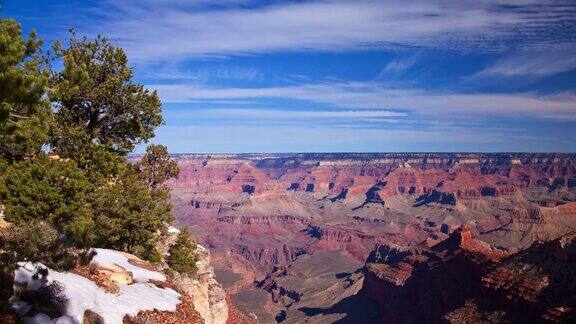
xmin=479 ymin=231 xmax=576 ymax=323
xmin=166 ymin=153 xmax=576 ymax=273
xmin=169 ymin=153 xmax=576 ymax=201
xmin=173 ymin=244 xmax=229 ymax=324
xmin=253 ymin=250 xmax=380 ymax=323
xmin=160 ymin=153 xmax=576 ymax=321
xmin=159 ymin=227 xmax=231 ymax=324
xmin=361 ymin=228 xmax=576 ymax=323
xmin=361 ymin=227 xmax=501 ymax=322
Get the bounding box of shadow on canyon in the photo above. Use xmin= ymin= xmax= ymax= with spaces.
xmin=298 ymin=293 xmax=381 ymax=323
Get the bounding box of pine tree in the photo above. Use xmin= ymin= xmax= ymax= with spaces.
xmin=0 ymin=156 xmax=93 ymax=230
xmin=49 ymin=33 xmax=163 ymax=157
xmin=167 ymin=229 xmax=198 ymax=275
xmin=137 ymin=144 xmax=180 ymax=189
xmin=0 ymin=18 xmax=51 ymax=160
xmin=90 ymin=169 xmax=173 ymax=256
xmin=0 ymin=20 xmax=179 ymax=272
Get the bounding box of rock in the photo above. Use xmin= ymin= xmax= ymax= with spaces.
xmin=158 ymin=153 xmax=576 ymax=321
xmin=0 ymin=217 xmax=10 ymax=230
xmin=0 ymin=205 xmax=11 ymax=231
xmin=481 ymin=231 xmax=576 ymax=322
xmin=552 ymin=232 xmax=576 ymax=261
xmin=361 ymin=229 xmax=576 ymax=322
xmin=83 ymin=310 xmax=104 ymax=324
xmin=360 ymin=227 xmax=508 ymax=322
xmin=226 ymin=295 xmax=257 ymax=324
xmin=173 ymin=244 xmax=229 ymax=324
xmin=93 ymin=263 xmax=134 ymax=285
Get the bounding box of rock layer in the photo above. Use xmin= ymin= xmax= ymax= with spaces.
xmin=362 ymin=228 xmax=576 ymax=323
xmin=159 ymin=153 xmax=576 ymax=322
xmin=173 ymin=244 xmax=229 ymax=324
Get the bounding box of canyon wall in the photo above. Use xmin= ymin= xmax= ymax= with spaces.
xmin=361 ymin=228 xmax=576 ymax=322
xmin=163 ymin=153 xmax=576 ymax=322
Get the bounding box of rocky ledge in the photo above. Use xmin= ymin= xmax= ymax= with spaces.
xmin=7 ymin=227 xmax=242 ymax=324
xmin=11 ymin=248 xmax=204 ymax=323
xmin=361 ymin=227 xmax=576 ymax=323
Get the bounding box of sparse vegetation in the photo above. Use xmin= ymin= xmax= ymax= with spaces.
xmin=17 ymin=281 xmax=68 ymax=318
xmin=167 ymin=229 xmax=198 ymax=276
xmin=147 ymin=249 xmax=163 ymax=264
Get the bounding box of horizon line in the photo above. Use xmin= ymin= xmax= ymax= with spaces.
xmin=129 ymin=151 xmax=576 ymax=155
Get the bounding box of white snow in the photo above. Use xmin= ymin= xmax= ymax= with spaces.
xmin=13 ymin=249 xmax=181 ymax=323
xmin=167 ymin=226 xmax=181 ymax=234
xmin=91 ymin=248 xmax=166 ymax=282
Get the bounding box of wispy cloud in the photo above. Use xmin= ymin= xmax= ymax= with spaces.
xmin=378 ymin=56 xmax=419 ymax=78
xmin=140 ymin=65 xmax=263 ymax=81
xmin=9 ymin=0 xmax=576 ymax=153
xmin=170 ymin=108 xmax=407 ymax=120
xmin=151 ymin=81 xmax=576 ymax=120
xmin=476 ymin=48 xmax=576 ymax=78
xmin=87 ymin=0 xmax=576 ymax=61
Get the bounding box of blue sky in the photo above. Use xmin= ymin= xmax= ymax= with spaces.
xmin=2 ymin=0 xmax=576 ymax=153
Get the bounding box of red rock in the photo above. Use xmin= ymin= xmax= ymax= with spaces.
xmin=362 ymin=229 xmax=576 ymax=322
xmin=158 ymin=153 xmax=576 ymax=319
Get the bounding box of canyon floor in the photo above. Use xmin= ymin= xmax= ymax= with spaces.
xmin=165 ymin=153 xmax=576 ymax=323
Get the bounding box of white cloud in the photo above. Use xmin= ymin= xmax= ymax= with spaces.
xmin=141 ymin=66 xmax=263 ymax=81
xmin=90 ymin=0 xmax=576 ymax=61
xmin=151 ymin=82 xmax=576 ymax=120
xmin=378 ymin=56 xmax=419 ymax=77
xmin=476 ymin=49 xmax=576 ymax=77
xmin=178 ymin=108 xmax=407 ymax=119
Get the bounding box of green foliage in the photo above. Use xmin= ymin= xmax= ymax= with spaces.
xmin=146 ymin=249 xmax=163 ymax=264
xmin=0 ymin=26 xmax=174 ymax=261
xmin=64 ymin=143 xmax=130 ymax=185
xmin=0 ymin=18 xmax=181 ymax=281
xmin=0 ymin=18 xmax=46 ymax=128
xmin=0 ymin=154 xmax=173 ymax=261
xmin=65 ymin=215 xmax=96 ymax=248
xmin=0 ymin=156 xmax=93 ymax=230
xmin=0 ymin=18 xmax=51 ymax=160
xmin=49 ymin=33 xmax=163 ymax=156
xmin=0 ymin=156 xmax=7 ymax=173
xmin=90 ymin=169 xmax=173 ymax=255
xmin=167 ymin=229 xmax=198 ymax=276
xmin=3 ymin=221 xmax=58 ymax=263
xmin=2 ymin=221 xmax=80 ymax=270
xmin=0 ymin=107 xmax=52 ymax=161
xmin=137 ymin=144 xmax=180 ymax=189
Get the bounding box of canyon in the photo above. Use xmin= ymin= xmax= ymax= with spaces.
xmin=165 ymin=153 xmax=576 ymax=323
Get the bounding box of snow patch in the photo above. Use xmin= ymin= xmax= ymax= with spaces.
xmin=91 ymin=248 xmax=166 ymax=282
xmin=14 ymin=253 xmax=180 ymax=323
xmin=168 ymin=226 xmax=181 ymax=234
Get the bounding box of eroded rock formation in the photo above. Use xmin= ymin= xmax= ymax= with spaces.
xmin=159 ymin=153 xmax=576 ymax=322
xmin=362 ymin=228 xmax=576 ymax=323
